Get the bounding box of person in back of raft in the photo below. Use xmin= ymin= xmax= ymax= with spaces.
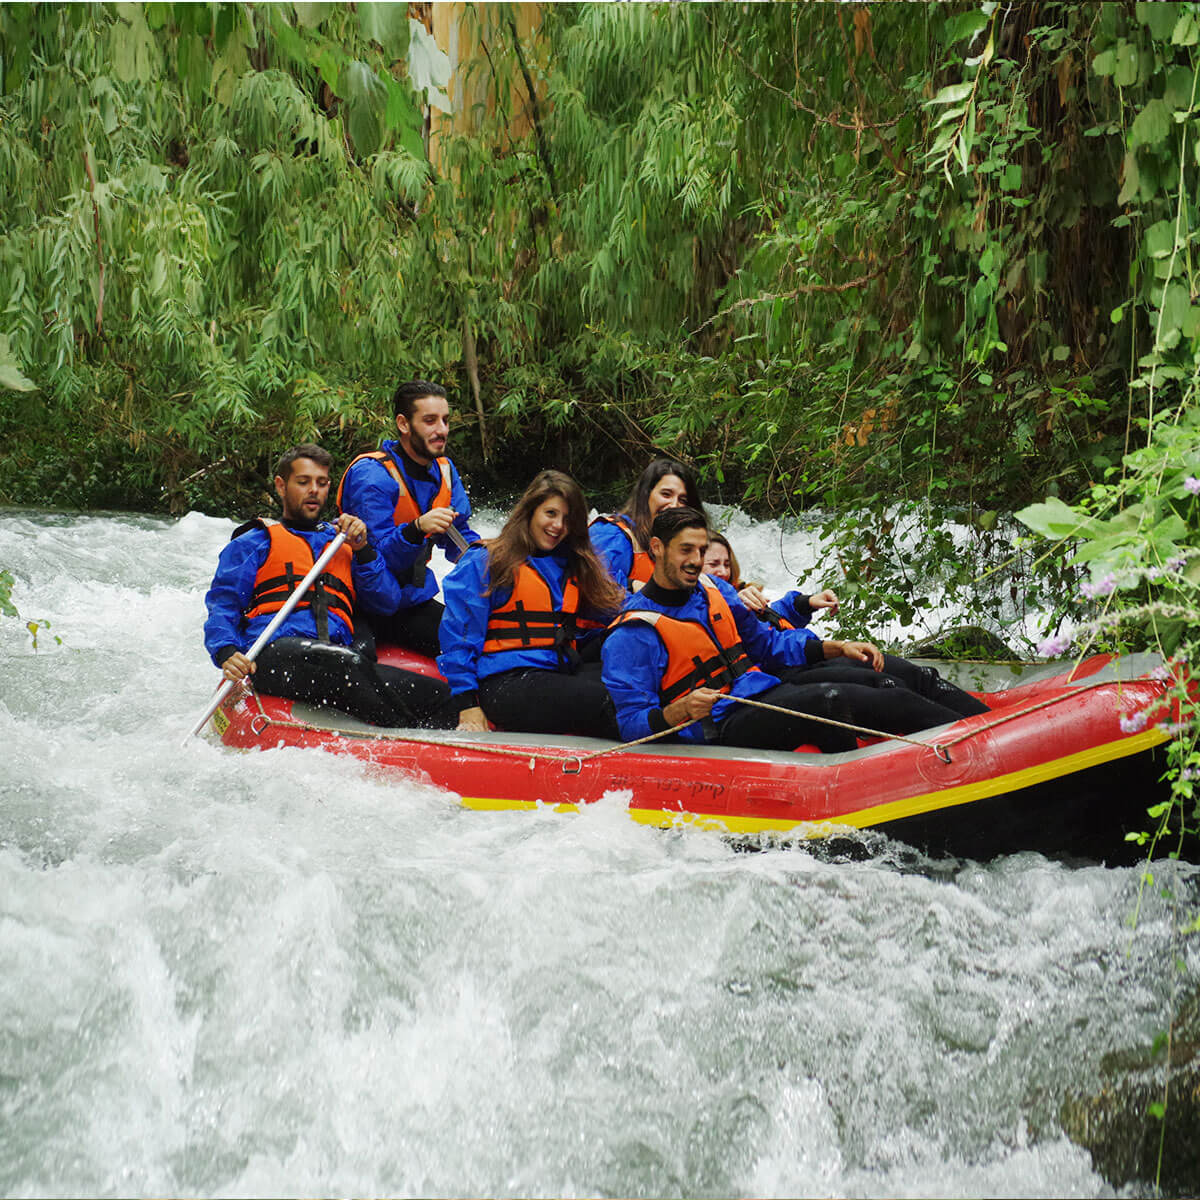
xmin=590 ymin=457 xmax=708 ymax=595
xmin=335 ymin=379 xmax=480 ymax=656
xmin=702 ymin=531 xmax=988 ymax=719
xmin=438 ymin=469 xmax=627 ymax=736
xmin=602 ymin=507 xmax=973 ymax=752
xmin=203 ymin=444 xmax=453 ymax=728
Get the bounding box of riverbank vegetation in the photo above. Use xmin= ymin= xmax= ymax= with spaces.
xmin=0 ymin=2 xmax=1198 ymax=650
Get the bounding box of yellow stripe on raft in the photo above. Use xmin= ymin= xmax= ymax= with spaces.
xmin=458 ymin=728 xmax=1170 ymax=836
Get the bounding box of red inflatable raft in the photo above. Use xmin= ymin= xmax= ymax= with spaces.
xmin=208 ymin=650 xmax=1186 ymax=863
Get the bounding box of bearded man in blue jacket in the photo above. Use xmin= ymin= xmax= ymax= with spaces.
xmin=203 ymin=443 xmax=452 ymax=727
xmin=335 ymin=379 xmax=480 ymax=657
xmin=601 ymin=508 xmax=970 ymax=752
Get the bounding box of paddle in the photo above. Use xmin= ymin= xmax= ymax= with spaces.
xmin=182 ymin=530 xmax=349 ymax=745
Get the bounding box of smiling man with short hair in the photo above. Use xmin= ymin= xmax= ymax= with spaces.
xmin=602 ymin=507 xmax=968 ymax=751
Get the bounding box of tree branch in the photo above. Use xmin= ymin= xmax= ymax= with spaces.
xmin=690 ymin=260 xmax=895 ymax=335
xmin=81 ymin=148 xmax=106 ymax=336
xmin=507 ymin=14 xmax=557 ymax=196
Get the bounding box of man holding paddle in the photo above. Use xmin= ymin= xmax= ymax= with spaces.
xmin=336 ymin=379 xmax=479 ymax=656
xmin=203 ymin=443 xmax=452 ymax=728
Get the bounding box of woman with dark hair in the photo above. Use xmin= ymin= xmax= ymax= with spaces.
xmin=590 ymin=458 xmax=707 ymax=592
xmin=438 ymin=469 xmax=627 ymax=736
xmin=702 ymin=532 xmax=840 ymax=629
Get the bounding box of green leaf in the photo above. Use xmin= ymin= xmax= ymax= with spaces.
xmin=1016 ymin=497 xmax=1089 ymax=539
xmin=1137 ymin=2 xmax=1181 ymax=41
xmin=1092 ymin=48 xmax=1116 ymax=76
xmin=382 ymin=74 xmax=421 ymax=137
xmin=1159 ymin=281 xmax=1190 ymax=338
xmin=1173 ymin=11 xmax=1199 ymax=45
xmin=1163 ymin=64 xmax=1196 ymax=110
xmin=0 ymin=335 xmax=36 ymax=392
xmin=1001 ymin=163 xmax=1022 ymax=191
xmin=1130 ymin=99 xmax=1171 ymax=148
xmin=929 ymin=82 xmax=974 ymax=106
xmin=943 ymin=10 xmax=989 ymax=46
xmin=1111 ymin=305 xmax=1125 ymax=324
xmin=318 ymin=47 xmax=343 ymax=93
xmin=341 ymin=60 xmax=387 ymax=156
xmin=294 ymin=3 xmax=334 ymax=29
xmin=1115 ymin=41 xmax=1140 ymax=87
xmin=1144 ymin=219 xmax=1176 ymax=259
xmin=407 ymin=17 xmax=451 ymax=106
xmin=1117 ymin=149 xmax=1140 ymax=205
xmin=111 ymin=4 xmax=161 ymax=83
xmin=359 ymin=4 xmax=410 ymax=59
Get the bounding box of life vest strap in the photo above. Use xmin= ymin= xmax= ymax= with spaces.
xmin=660 ymin=645 xmax=752 ymax=703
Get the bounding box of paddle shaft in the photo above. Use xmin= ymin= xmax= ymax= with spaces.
xmin=183 ymin=530 xmax=349 ymax=744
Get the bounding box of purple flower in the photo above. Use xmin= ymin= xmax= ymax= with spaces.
xmin=1185 ymin=476 xmax=1200 ymax=495
xmin=1037 ymin=633 xmax=1072 ymax=658
xmin=1150 ymin=664 xmax=1171 ymax=681
xmin=1080 ymin=573 xmax=1117 ymax=599
xmin=1160 ymin=721 xmax=1191 ymax=737
xmin=1120 ymin=709 xmax=1150 ymax=734
xmin=1167 ymin=556 xmax=1187 ymax=572
xmin=1180 ymin=766 xmax=1200 ymax=782
xmin=1148 ymin=566 xmax=1163 ymax=581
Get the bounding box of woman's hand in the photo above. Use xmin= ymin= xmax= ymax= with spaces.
xmin=737 ymin=584 xmax=768 ymax=612
xmin=807 ymin=588 xmax=840 ymax=615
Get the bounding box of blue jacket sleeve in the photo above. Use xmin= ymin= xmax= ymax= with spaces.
xmin=436 ymin=546 xmax=493 ymax=705
xmin=771 ymin=590 xmax=814 ymax=629
xmin=602 ymin=620 xmax=673 ymax=742
xmin=590 ymin=521 xmax=634 ymax=592
xmin=436 ymin=462 xmax=480 ymax=565
xmin=350 ymin=546 xmax=402 ymax=616
xmin=715 ymin=577 xmax=821 ymax=672
xmin=202 ymin=530 xmax=268 ymax=664
xmin=338 ymin=458 xmax=427 ymax=579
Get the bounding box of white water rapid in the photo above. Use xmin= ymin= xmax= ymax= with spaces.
xmin=1 ymin=507 xmax=1195 ymax=1198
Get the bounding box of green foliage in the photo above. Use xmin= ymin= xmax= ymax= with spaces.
xmin=0 ymin=2 xmax=441 ymax=512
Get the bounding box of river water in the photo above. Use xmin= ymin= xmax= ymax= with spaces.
xmin=1 ymin=507 xmax=1196 ymax=1198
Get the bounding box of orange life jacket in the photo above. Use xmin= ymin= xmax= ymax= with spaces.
xmin=337 ymin=451 xmax=453 ymax=529
xmin=758 ymin=606 xmax=796 ymax=632
xmin=244 ymin=520 xmax=355 ymax=637
xmin=612 ymin=575 xmax=759 ymax=704
xmin=591 ymin=514 xmax=653 ymax=586
xmin=483 ymin=562 xmax=582 ymax=656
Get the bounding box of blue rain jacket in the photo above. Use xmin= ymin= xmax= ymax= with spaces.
xmin=337 ymin=439 xmax=479 ymax=607
xmin=602 ymin=575 xmax=822 ymax=743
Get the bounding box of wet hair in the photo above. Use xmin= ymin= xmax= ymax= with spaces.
xmin=392 ymin=379 xmax=447 ymax=422
xmin=619 ymin=458 xmax=707 ymax=549
xmin=647 ymin=506 xmax=709 ymax=561
xmin=485 ymin=470 xmax=626 ymax=613
xmin=704 ymin=532 xmax=743 ymax=589
xmin=275 ymin=443 xmax=332 ymax=481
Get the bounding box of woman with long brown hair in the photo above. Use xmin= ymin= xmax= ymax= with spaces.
xmin=438 ymin=469 xmax=626 ymax=735
xmin=590 ymin=458 xmax=707 ymax=592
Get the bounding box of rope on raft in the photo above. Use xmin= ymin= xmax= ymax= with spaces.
xmin=238 ymin=673 xmax=1152 ymax=773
